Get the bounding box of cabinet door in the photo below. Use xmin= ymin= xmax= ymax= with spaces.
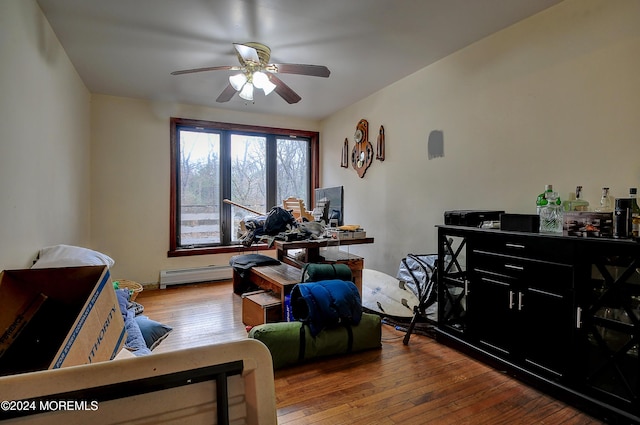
xmin=468 ymin=272 xmax=516 ymax=357
xmin=519 ymin=285 xmax=574 ymax=381
xmin=469 ymin=246 xmax=575 ymax=379
xmin=438 ymin=232 xmax=468 ymax=336
xmin=577 ymin=248 xmax=640 ymax=415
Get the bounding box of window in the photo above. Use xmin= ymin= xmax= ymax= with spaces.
xmin=169 ymin=118 xmax=319 ymax=256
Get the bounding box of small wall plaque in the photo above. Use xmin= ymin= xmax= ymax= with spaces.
xmin=376 ymin=125 xmax=385 ymax=161
xmin=341 ymin=138 xmax=349 ymax=168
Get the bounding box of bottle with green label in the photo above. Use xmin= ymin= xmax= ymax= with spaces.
xmin=536 ymin=184 xmax=561 ymax=214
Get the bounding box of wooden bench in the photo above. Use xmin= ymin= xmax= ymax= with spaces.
xmin=249 ymin=263 xmax=303 ymax=304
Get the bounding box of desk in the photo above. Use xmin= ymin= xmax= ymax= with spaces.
xmin=274 ymin=237 xmax=374 ymax=292
xmin=274 ymin=237 xmax=374 ymax=264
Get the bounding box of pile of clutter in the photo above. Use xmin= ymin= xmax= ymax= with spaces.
xmin=240 ymin=207 xmax=325 ymax=247
xmin=240 ymin=206 xmax=365 ymax=247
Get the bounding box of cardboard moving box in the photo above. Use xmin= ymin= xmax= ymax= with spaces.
xmin=0 ymin=288 xmax=48 ymax=360
xmin=0 ymin=266 xmax=126 ymax=376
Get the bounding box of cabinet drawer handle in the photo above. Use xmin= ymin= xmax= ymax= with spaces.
xmin=576 ymin=307 xmax=582 ymax=329
xmin=505 ymin=243 xmax=525 ymax=249
xmin=518 ymin=292 xmax=524 ymax=311
xmin=505 ymin=264 xmax=524 ymax=271
xmin=509 ymin=290 xmax=515 ymax=310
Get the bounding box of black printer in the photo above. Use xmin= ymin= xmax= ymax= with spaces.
xmin=444 ymin=210 xmax=504 ymax=227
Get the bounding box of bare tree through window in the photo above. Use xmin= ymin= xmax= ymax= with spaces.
xmin=170 ymin=118 xmax=318 ymax=253
xmin=179 ymin=131 xmax=220 ymax=245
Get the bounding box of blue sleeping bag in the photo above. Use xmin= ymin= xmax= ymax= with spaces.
xmin=290 ymin=279 xmax=362 ymax=337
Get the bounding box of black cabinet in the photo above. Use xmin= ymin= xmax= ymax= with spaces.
xmin=467 ymin=238 xmax=575 ymax=380
xmin=436 ymin=225 xmax=640 ymax=424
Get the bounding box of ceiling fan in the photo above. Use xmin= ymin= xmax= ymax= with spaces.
xmin=171 ymin=42 xmax=330 ymax=104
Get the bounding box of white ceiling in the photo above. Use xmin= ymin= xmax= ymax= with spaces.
xmin=37 ymin=0 xmax=563 ymax=120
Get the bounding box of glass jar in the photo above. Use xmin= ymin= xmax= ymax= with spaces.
xmin=539 ymin=191 xmax=563 ymax=233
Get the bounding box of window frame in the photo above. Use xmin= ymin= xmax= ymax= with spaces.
xmin=168 ymin=117 xmax=320 ymax=257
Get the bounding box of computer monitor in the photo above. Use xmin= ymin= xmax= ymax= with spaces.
xmin=314 ymin=186 xmax=344 ymax=226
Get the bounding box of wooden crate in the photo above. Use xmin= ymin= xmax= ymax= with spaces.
xmin=242 ymin=291 xmax=282 ymax=326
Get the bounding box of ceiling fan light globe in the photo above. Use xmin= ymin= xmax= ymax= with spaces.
xmin=252 ymin=71 xmax=277 ymax=96
xmin=229 ymin=73 xmax=247 ymax=91
xmin=239 ymin=83 xmax=254 ymax=101
xmin=262 ymin=82 xmax=276 ymax=96
xmin=252 ymin=71 xmax=268 ymax=88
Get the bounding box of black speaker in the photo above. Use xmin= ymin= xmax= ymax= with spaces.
xmin=500 ymin=213 xmax=540 ymax=233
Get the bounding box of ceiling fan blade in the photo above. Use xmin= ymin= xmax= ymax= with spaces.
xmin=234 ymin=43 xmax=260 ymax=64
xmin=171 ymin=65 xmax=240 ymax=76
xmin=271 ymin=63 xmax=330 ymax=78
xmin=268 ymin=74 xmax=301 ymax=104
xmin=216 ymin=83 xmax=237 ymax=103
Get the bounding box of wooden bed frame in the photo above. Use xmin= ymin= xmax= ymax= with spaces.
xmin=0 ymin=339 xmax=276 ymax=425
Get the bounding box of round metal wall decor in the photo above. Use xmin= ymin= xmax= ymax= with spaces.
xmin=351 ymin=119 xmax=373 ymax=178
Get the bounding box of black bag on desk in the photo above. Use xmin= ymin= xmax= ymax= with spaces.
xmin=242 ymin=207 xmax=297 ymax=247
xmin=263 ymin=207 xmax=297 ymax=235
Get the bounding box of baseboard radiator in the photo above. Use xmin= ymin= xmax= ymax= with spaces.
xmin=159 ymin=265 xmax=233 ymax=289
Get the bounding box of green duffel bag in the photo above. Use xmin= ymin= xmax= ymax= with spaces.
xmin=248 ymin=312 xmax=381 ymax=370
xmin=301 ymin=263 xmax=352 ymax=283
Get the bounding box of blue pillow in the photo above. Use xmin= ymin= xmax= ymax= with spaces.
xmin=135 ymin=315 xmax=173 ymax=350
xmin=124 ymin=318 xmax=151 ymax=356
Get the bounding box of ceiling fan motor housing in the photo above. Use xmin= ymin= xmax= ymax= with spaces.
xmin=239 ymin=42 xmax=271 ymax=65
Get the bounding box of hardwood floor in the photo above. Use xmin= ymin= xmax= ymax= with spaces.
xmin=136 ymin=281 xmax=603 ymax=424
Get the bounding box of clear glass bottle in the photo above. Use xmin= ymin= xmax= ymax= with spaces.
xmin=630 ymin=188 xmax=640 ymax=238
xmin=562 ymin=191 xmax=576 ymax=212
xmin=539 ymin=191 xmax=563 ymax=233
xmin=595 ymin=187 xmax=613 ymax=212
xmin=573 ymin=186 xmax=590 ymax=211
xmin=563 ymin=186 xmax=590 ymax=211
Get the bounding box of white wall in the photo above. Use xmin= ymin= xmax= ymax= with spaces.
xmin=4 ymin=0 xmax=639 ymax=284
xmin=90 ymin=95 xmax=320 ymax=283
xmin=320 ymin=0 xmax=640 ymax=275
xmin=0 ymin=0 xmax=91 ymax=269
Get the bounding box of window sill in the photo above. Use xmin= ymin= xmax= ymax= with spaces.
xmin=168 ymin=243 xmax=274 ymax=257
